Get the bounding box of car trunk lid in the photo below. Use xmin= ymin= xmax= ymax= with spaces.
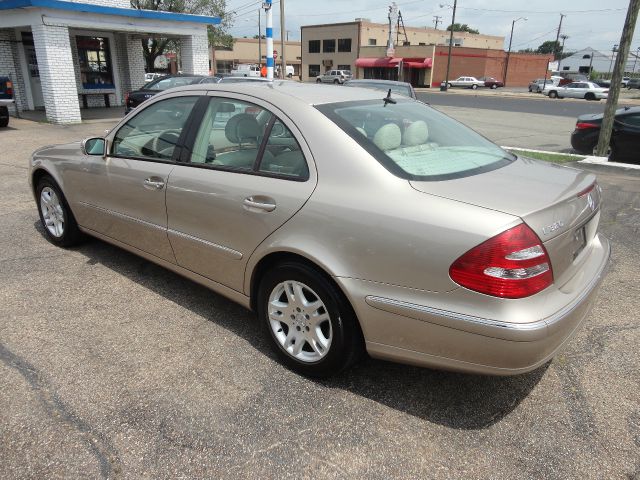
xmin=410 ymin=157 xmax=602 ymax=284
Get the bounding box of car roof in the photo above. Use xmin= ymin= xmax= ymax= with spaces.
xmin=162 ymin=81 xmax=388 ymax=105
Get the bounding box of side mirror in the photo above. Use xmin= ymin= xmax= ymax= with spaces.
xmin=81 ymin=137 xmax=106 ymax=156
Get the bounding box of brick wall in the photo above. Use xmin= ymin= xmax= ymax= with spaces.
xmin=181 ymin=31 xmax=209 ymax=75
xmin=31 ymin=24 xmax=81 ymax=123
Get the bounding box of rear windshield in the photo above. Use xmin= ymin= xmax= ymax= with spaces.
xmin=346 ymin=82 xmax=412 ymax=97
xmin=317 ymin=99 xmax=514 ymax=181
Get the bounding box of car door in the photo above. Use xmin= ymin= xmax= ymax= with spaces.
xmin=613 ymin=113 xmax=640 ymax=161
xmin=68 ymin=94 xmax=201 ymax=262
xmin=165 ymin=94 xmax=317 ymax=292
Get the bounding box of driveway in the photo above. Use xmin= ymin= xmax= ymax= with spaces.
xmin=1 ymin=117 xmax=639 ymax=479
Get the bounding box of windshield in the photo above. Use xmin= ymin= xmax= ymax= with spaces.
xmin=317 ymin=99 xmax=514 ymax=181
xmin=144 ymin=76 xmax=201 ymax=91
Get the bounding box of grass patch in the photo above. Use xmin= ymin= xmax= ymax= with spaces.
xmin=507 ymin=149 xmax=584 ymax=163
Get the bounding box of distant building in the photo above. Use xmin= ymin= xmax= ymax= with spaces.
xmin=0 ymin=0 xmax=217 ymax=124
xmin=300 ymin=18 xmax=551 ymax=87
xmin=301 ymin=19 xmax=504 ymax=83
xmin=211 ymin=38 xmax=302 ymax=77
xmin=559 ymin=48 xmax=640 ymax=75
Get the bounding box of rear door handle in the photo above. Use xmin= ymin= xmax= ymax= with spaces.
xmin=143 ymin=177 xmax=165 ymax=190
xmin=243 ymin=196 xmax=276 ymax=212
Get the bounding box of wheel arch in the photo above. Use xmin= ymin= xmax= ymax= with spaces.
xmin=31 ymin=167 xmax=63 ymax=198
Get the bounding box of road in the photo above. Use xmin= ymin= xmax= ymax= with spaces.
xmin=417 ymin=91 xmax=635 ymax=118
xmin=1 ymin=117 xmax=639 ymax=479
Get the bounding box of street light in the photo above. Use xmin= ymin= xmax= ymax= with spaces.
xmin=439 ymin=0 xmax=458 ymax=91
xmin=503 ymin=16 xmax=527 ymax=87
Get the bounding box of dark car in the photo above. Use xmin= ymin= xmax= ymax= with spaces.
xmin=0 ymin=76 xmax=14 ymax=127
xmin=571 ymin=106 xmax=640 ymax=162
xmin=627 ymin=78 xmax=640 ymax=89
xmin=478 ymin=76 xmax=504 ymax=89
xmin=343 ymin=79 xmax=417 ymax=99
xmin=125 ymin=74 xmax=211 ymax=113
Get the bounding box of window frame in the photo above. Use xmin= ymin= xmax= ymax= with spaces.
xmin=322 ymin=39 xmax=336 ymax=53
xmin=337 ymin=38 xmax=352 ymax=52
xmin=76 ymin=35 xmax=114 ymax=89
xmin=308 ymin=64 xmax=321 ymax=77
xmin=109 ymin=94 xmax=205 ymax=165
xmin=308 ymin=39 xmax=321 ymax=53
xmin=179 ymin=95 xmax=311 ymax=182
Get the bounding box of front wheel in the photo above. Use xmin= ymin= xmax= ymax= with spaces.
xmin=471 ymin=84 xmax=478 ymax=90
xmin=316 ymin=78 xmax=321 ymax=83
xmin=549 ymin=91 xmax=558 ymax=98
xmin=447 ymin=83 xmax=452 ymax=88
xmin=333 ymin=79 xmax=339 ymax=84
xmin=36 ymin=176 xmax=83 ymax=247
xmin=490 ymin=84 xmax=497 ymax=89
xmin=585 ymin=93 xmax=596 ymax=101
xmin=257 ymin=262 xmax=363 ymax=377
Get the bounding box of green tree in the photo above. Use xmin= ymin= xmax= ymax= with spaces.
xmin=130 ymin=0 xmax=233 ymax=72
xmin=446 ymin=23 xmax=480 ymax=34
xmin=536 ymin=40 xmax=561 ymax=55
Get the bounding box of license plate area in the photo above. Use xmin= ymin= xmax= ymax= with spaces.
xmin=572 ymin=225 xmax=587 ymax=260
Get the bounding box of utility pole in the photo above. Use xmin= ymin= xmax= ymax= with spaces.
xmin=258 ymin=9 xmax=262 ymax=66
xmin=264 ymin=0 xmax=274 ymax=80
xmin=557 ymin=34 xmax=569 ymax=71
xmin=433 ymin=15 xmax=442 ymax=29
xmin=596 ymin=0 xmax=640 ymax=157
xmin=504 ymin=17 xmax=527 ymax=87
xmin=441 ymin=0 xmax=457 ymax=91
xmin=588 ymin=49 xmax=594 ymax=79
xmin=553 ymin=13 xmax=566 ymax=63
xmin=633 ymin=46 xmax=639 ymax=72
xmin=280 ymin=0 xmax=286 ymax=78
xmin=608 ymin=44 xmax=619 ymax=75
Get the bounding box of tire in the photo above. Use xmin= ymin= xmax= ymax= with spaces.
xmin=549 ymin=91 xmax=558 ymax=99
xmin=334 ymin=79 xmax=339 ymax=84
xmin=287 ymin=73 xmax=292 ymax=78
xmin=490 ymin=84 xmax=497 ymax=89
xmin=528 ymin=87 xmax=532 ymax=92
xmin=592 ymin=143 xmax=613 ymax=160
xmin=316 ymin=78 xmax=321 ymax=83
xmin=257 ymin=261 xmax=363 ymax=377
xmin=447 ymin=83 xmax=452 ymax=88
xmin=471 ymin=84 xmax=478 ymax=90
xmin=0 ymin=117 xmax=8 ymax=128
xmin=36 ymin=176 xmax=83 ymax=247
xmin=0 ymin=106 xmax=8 ymax=127
xmin=585 ymin=93 xmax=596 ymax=101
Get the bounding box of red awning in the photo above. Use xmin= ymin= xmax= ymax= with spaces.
xmin=355 ymin=57 xmax=401 ymax=68
xmin=356 ymin=57 xmax=433 ymax=69
xmin=403 ymin=58 xmax=433 ymax=69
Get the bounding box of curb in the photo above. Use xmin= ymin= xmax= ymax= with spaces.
xmin=503 ymin=146 xmax=640 ymax=171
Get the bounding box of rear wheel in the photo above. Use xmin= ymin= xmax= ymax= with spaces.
xmin=316 ymin=78 xmax=321 ymax=83
xmin=471 ymin=84 xmax=478 ymax=90
xmin=257 ymin=262 xmax=363 ymax=377
xmin=549 ymin=91 xmax=558 ymax=98
xmin=585 ymin=92 xmax=596 ymax=101
xmin=490 ymin=84 xmax=497 ymax=89
xmin=447 ymin=83 xmax=452 ymax=88
xmin=0 ymin=106 xmax=8 ymax=127
xmin=36 ymin=176 xmax=83 ymax=247
xmin=334 ymin=79 xmax=339 ymax=84
xmin=592 ymin=144 xmax=613 ymax=159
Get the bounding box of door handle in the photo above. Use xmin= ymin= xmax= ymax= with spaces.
xmin=243 ymin=196 xmax=276 ymax=212
xmin=143 ymin=177 xmax=165 ymax=190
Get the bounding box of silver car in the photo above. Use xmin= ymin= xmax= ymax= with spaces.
xmin=546 ymin=82 xmax=609 ymax=101
xmin=316 ymin=70 xmax=352 ymax=84
xmin=29 ymin=82 xmax=610 ymax=377
xmin=446 ymin=76 xmax=484 ymax=89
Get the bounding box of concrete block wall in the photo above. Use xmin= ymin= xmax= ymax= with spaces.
xmin=181 ymin=31 xmax=209 ymax=75
xmin=0 ymin=29 xmax=26 ymax=115
xmin=31 ymin=23 xmax=81 ymax=123
xmin=121 ymin=34 xmax=146 ymax=93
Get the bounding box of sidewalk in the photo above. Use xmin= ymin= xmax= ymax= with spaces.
xmin=18 ymin=107 xmax=125 ymax=124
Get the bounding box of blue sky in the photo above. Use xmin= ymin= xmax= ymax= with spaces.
xmin=226 ymin=0 xmax=640 ymax=54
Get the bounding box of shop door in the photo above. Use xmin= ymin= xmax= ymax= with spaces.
xmin=25 ymin=46 xmax=44 ymax=108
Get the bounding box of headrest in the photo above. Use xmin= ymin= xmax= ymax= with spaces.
xmin=373 ymin=123 xmax=402 ymax=151
xmin=225 ymin=113 xmax=261 ymax=144
xmin=403 ymin=120 xmax=429 ymax=146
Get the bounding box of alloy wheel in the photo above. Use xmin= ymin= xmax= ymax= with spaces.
xmin=267 ymin=280 xmax=333 ymax=363
xmin=40 ymin=187 xmax=65 ymax=237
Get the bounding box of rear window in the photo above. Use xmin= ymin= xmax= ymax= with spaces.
xmin=317 ymin=99 xmax=514 ymax=181
xmin=144 ymin=76 xmax=201 ymax=90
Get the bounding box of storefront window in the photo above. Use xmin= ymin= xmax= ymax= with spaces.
xmin=76 ymin=36 xmax=114 ymax=89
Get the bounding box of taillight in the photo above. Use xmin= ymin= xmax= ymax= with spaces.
xmin=575 ymin=122 xmax=599 ymax=130
xmin=449 ymin=223 xmax=553 ymax=299
xmin=6 ymin=81 xmax=13 ymax=96
xmin=125 ymin=92 xmax=130 ymax=104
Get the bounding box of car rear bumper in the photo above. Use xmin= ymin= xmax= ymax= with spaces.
xmin=338 ymin=233 xmax=610 ymax=375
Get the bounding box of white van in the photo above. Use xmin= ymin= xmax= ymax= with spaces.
xmin=230 ymin=64 xmax=261 ymax=77
xmin=276 ymin=65 xmax=295 ymax=78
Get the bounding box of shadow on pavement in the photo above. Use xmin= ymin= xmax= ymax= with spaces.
xmin=41 ymin=224 xmax=547 ymax=431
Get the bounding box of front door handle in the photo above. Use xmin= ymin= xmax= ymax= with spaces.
xmin=143 ymin=177 xmax=165 ymax=190
xmin=243 ymin=196 xmax=276 ymax=212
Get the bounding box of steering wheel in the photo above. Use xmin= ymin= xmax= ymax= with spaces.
xmin=141 ymin=129 xmax=182 ymax=159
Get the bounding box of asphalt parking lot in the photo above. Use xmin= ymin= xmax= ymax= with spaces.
xmin=1 ymin=117 xmax=639 ymax=479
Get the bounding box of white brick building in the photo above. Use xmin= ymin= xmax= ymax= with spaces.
xmin=0 ymin=0 xmax=218 ymax=124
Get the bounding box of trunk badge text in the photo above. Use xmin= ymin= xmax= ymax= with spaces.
xmin=542 ymin=221 xmax=565 ymax=236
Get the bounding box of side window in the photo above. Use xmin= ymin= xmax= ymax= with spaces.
xmin=259 ymin=119 xmax=309 ymax=179
xmin=112 ymin=96 xmax=198 ymax=160
xmin=191 ymin=98 xmax=271 ymax=170
xmin=618 ymin=114 xmax=640 ymax=127
xmin=190 ymin=98 xmax=308 ymax=180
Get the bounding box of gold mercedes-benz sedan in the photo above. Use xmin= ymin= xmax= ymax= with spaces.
xmin=29 ymin=82 xmax=610 ymax=377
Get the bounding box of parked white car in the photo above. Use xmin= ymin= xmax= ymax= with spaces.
xmin=446 ymin=76 xmax=484 ymax=89
xmin=528 ymin=77 xmax=560 ymax=93
xmin=230 ymin=64 xmax=262 ymax=77
xmin=545 ymin=82 xmax=609 ymax=101
xmin=144 ymin=72 xmax=165 ymax=83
